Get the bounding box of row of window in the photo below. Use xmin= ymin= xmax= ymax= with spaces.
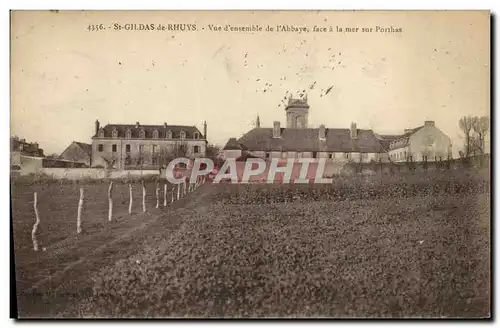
xmin=262 ymin=152 xmax=371 ymax=159
xmin=99 ymin=129 xmax=199 ymax=140
xmin=96 ymin=144 xmax=201 ymax=153
xmin=390 ymin=151 xmax=446 ymax=162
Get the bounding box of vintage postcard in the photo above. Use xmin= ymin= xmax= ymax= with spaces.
xmin=10 ymin=10 xmax=490 ymax=318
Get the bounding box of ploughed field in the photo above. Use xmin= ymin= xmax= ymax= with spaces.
xmin=77 ymin=171 xmax=489 ymax=318
xmin=12 ymin=170 xmax=490 ymax=317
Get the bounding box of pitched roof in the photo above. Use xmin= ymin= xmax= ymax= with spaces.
xmin=74 ymin=142 xmax=92 ymax=156
xmin=93 ymin=124 xmax=204 ymax=139
xmin=234 ymin=127 xmax=385 ymax=153
xmin=223 ymin=138 xmax=244 ymax=150
xmin=376 ymin=126 xmax=425 ymax=151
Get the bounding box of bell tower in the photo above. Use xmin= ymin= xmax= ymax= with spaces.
xmin=285 ymin=96 xmax=309 ymax=128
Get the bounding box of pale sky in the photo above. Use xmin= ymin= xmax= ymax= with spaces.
xmin=11 ymin=10 xmax=490 ymax=156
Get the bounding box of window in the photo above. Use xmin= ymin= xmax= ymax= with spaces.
xmin=98 ymin=144 xmax=103 ymax=152
xmin=361 ymin=153 xmax=368 ymax=159
xmin=404 ymin=151 xmax=407 ymax=159
xmin=344 ymin=152 xmax=349 ymax=159
xmin=139 ymin=129 xmax=145 ymax=139
xmin=125 ymin=155 xmax=131 ymax=165
xmin=329 ymin=153 xmax=335 ymax=159
xmin=194 ymin=132 xmax=199 ymax=139
xmin=194 ymin=145 xmax=200 ymax=153
xmin=152 ymin=129 xmax=159 ymax=139
xmin=139 ymin=145 xmax=144 ymax=153
xmin=126 ymin=144 xmax=131 ymax=153
xmin=166 ymin=130 xmax=172 ymax=139
xmin=152 ymin=145 xmax=158 ymax=154
xmin=112 ymin=128 xmax=118 ymax=138
xmin=180 ymin=131 xmax=186 ymax=140
xmin=266 ymin=152 xmax=270 ymax=158
xmin=98 ymin=129 xmax=104 ymax=138
xmin=125 ymin=129 xmax=132 ymax=139
xmin=112 ymin=144 xmax=117 ymax=152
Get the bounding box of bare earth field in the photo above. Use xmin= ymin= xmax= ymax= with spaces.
xmin=11 ymin=170 xmax=490 ymax=318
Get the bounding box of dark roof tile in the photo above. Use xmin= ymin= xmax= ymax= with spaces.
xmin=235 ymin=127 xmax=384 ymax=153
xmin=93 ymin=124 xmax=204 ymax=139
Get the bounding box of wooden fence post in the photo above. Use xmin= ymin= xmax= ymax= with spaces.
xmin=32 ymin=192 xmax=41 ymax=251
xmin=108 ymin=181 xmax=113 ymax=222
xmin=77 ymin=188 xmax=84 ymax=234
xmin=142 ymin=181 xmax=146 ymax=212
xmin=155 ymin=182 xmax=160 ymax=208
xmin=128 ymin=183 xmax=133 ymax=215
xmin=177 ymin=183 xmax=181 ymax=200
xmin=163 ymin=183 xmax=167 ymax=207
xmin=184 ymin=180 xmax=187 ymax=196
xmin=171 ymin=187 xmax=175 ymax=203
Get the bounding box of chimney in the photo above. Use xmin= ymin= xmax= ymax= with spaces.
xmin=424 ymin=120 xmax=435 ymax=127
xmin=164 ymin=122 xmax=167 ymax=128
xmin=273 ymin=121 xmax=281 ymax=138
xmin=404 ymin=129 xmax=412 ymax=134
xmin=95 ymin=119 xmax=100 ymax=135
xmin=256 ymin=115 xmax=261 ymax=128
xmin=135 ymin=121 xmax=140 ymax=128
xmin=319 ymin=124 xmax=326 ymax=140
xmin=350 ymin=122 xmax=358 ymax=139
xmin=203 ymin=121 xmax=207 ymax=139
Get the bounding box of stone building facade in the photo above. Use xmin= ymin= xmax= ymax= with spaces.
xmin=59 ymin=141 xmax=92 ymax=167
xmin=377 ymin=121 xmax=452 ymax=162
xmin=91 ymin=120 xmax=207 ymax=169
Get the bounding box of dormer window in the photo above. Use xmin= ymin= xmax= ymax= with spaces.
xmin=152 ymin=129 xmax=159 ymax=139
xmin=166 ymin=130 xmax=172 ymax=139
xmin=139 ymin=129 xmax=146 ymax=139
xmin=125 ymin=129 xmax=132 ymax=139
xmin=194 ymin=132 xmax=199 ymax=139
xmin=98 ymin=128 xmax=105 ymax=138
xmin=112 ymin=128 xmax=118 ymax=138
xmin=180 ymin=130 xmax=186 ymax=140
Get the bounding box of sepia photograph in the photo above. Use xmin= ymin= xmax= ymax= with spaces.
xmin=9 ymin=10 xmax=491 ymax=318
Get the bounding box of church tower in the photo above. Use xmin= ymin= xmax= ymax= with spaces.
xmin=285 ymin=96 xmax=309 ymax=128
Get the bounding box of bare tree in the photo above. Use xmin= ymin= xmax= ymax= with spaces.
xmin=459 ymin=116 xmax=474 ymax=157
xmin=471 ymin=116 xmax=490 ymax=155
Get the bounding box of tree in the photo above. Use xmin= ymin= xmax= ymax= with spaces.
xmin=459 ymin=116 xmax=474 ymax=157
xmin=471 ymin=116 xmax=490 ymax=155
xmin=205 ymin=144 xmax=223 ymax=168
xmin=46 ymin=153 xmax=59 ymax=159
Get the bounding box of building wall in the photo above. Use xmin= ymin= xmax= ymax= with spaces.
xmin=92 ymin=138 xmax=207 ymax=169
xmin=245 ymin=150 xmax=383 ymax=163
xmin=388 ymin=125 xmax=452 ymax=162
xmin=388 ymin=146 xmax=410 ymax=162
xmin=59 ymin=143 xmax=91 ymax=166
xmin=223 ymin=149 xmax=242 ymax=159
